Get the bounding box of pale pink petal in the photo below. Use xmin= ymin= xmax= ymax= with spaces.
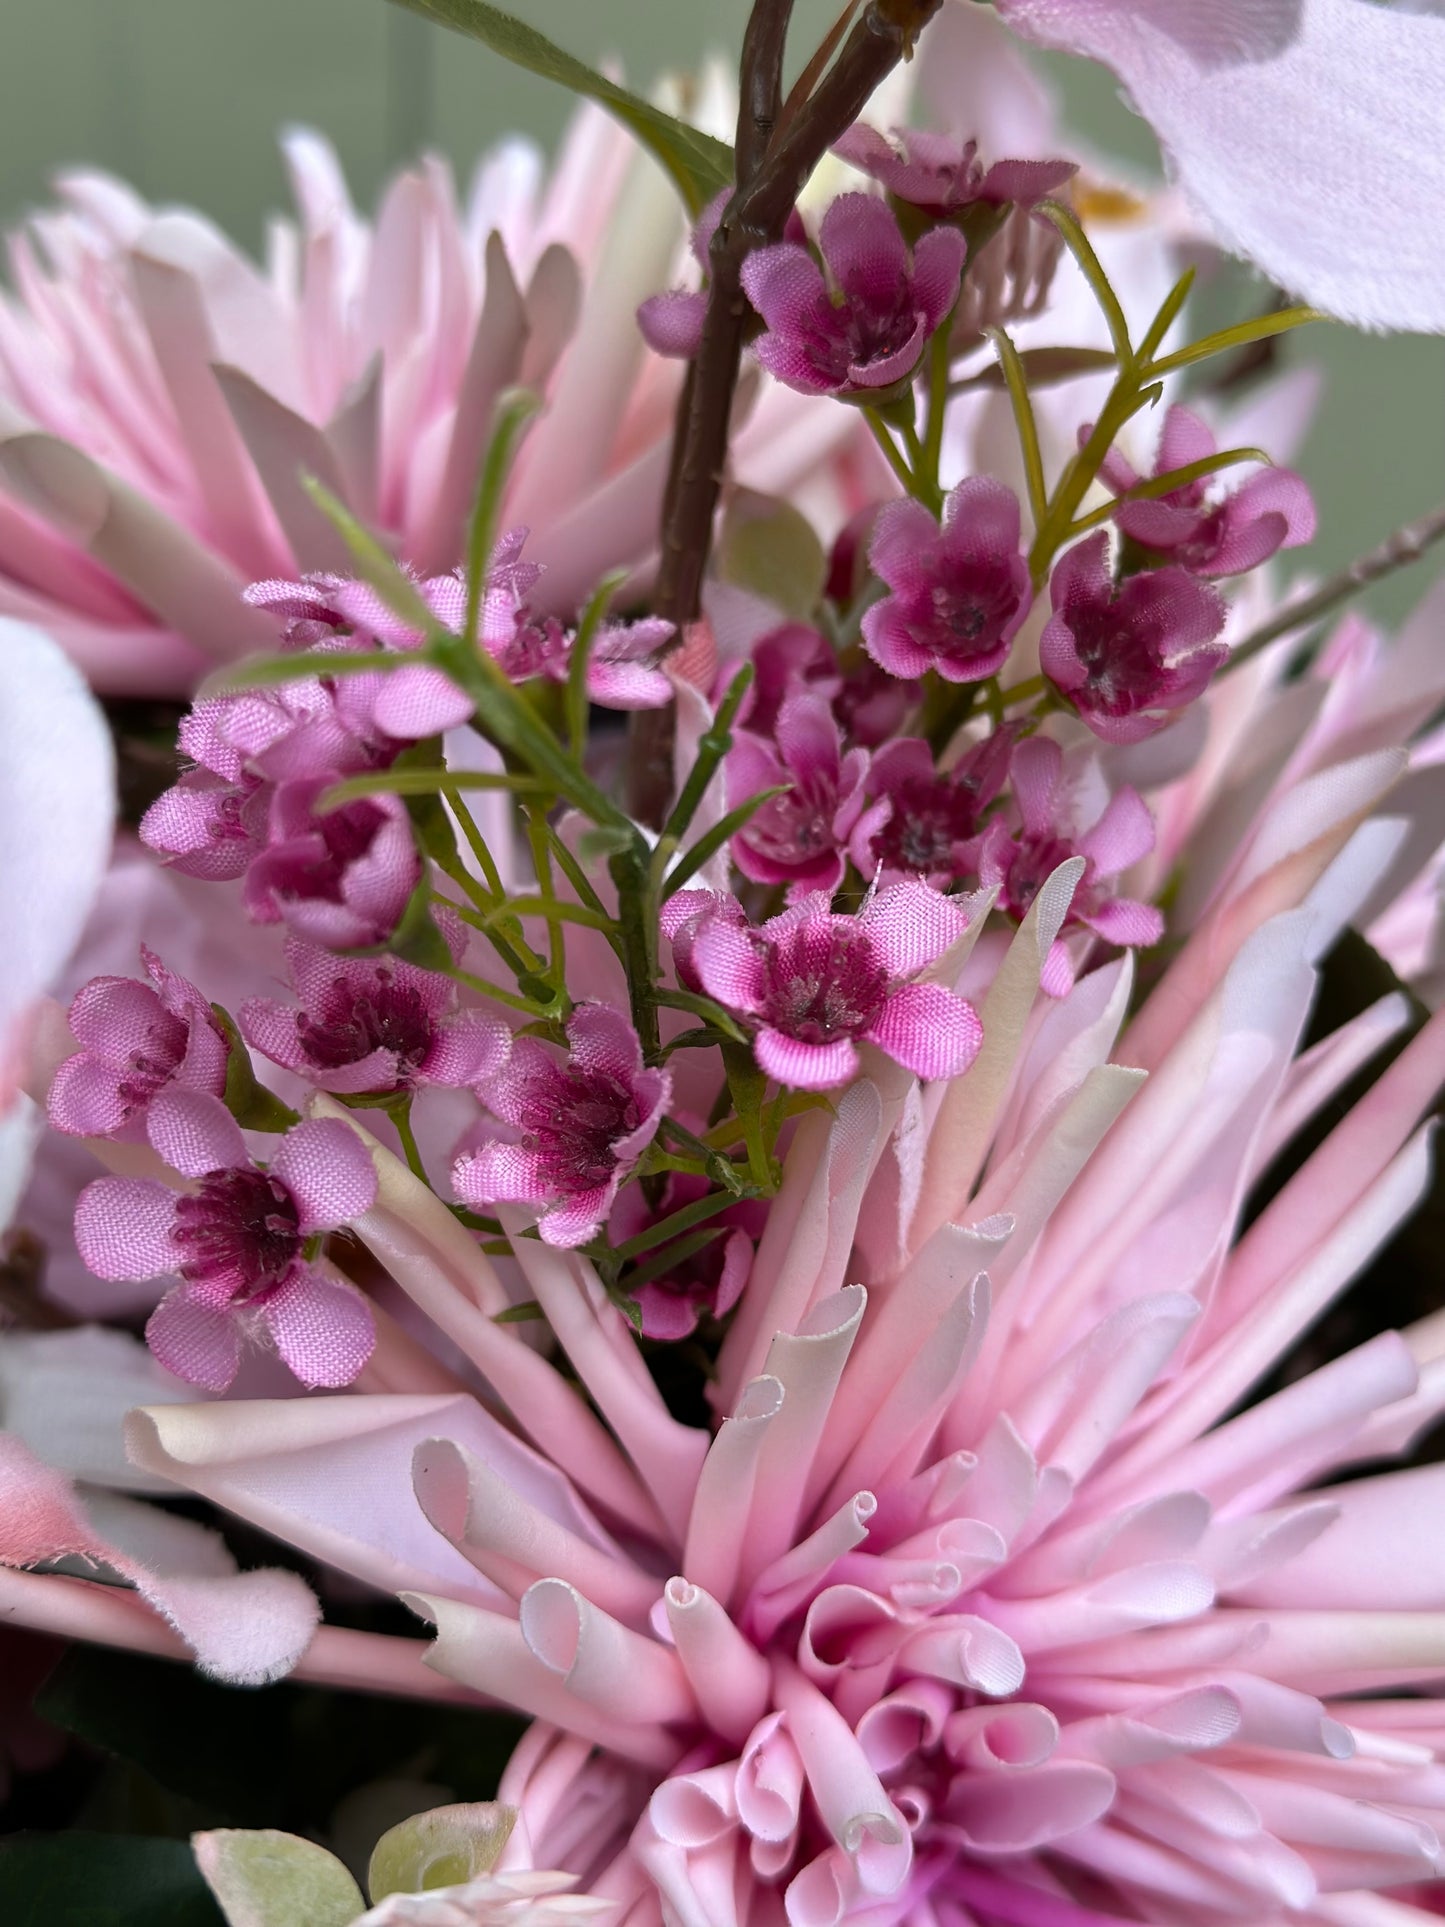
xmin=261 ymin=1267 xmax=376 ymax=1387
xmin=270 ymin=1116 xmax=379 ymax=1232
xmin=146 ymin=1088 xmax=247 ymax=1177
xmin=865 ymin=982 xmax=983 ymax=1081
xmin=859 ymin=881 xmax=971 ymax=977
xmin=146 ymin=1286 xmax=243 ymax=1391
xmin=754 ymin=1028 xmax=860 ymax=1090
xmin=74 ymin=1176 xmax=181 ymax=1279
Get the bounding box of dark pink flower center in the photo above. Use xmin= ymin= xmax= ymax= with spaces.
xmin=1006 ymin=832 xmax=1078 ymax=915
xmin=743 ymin=784 xmax=836 ymax=870
xmin=762 ymin=921 xmax=889 ymax=1045
xmin=519 ymin=1067 xmax=644 ymax=1194
xmin=173 ymin=1167 xmax=302 ymax=1301
xmin=875 ymin=777 xmax=981 ymax=877
xmin=1066 ymin=599 xmax=1166 ymax=718
xmin=115 ymin=1006 xmax=189 ymax=1109
xmin=296 ymin=968 xmax=435 ymax=1076
xmin=917 ymin=560 xmax=1022 ymax=659
xmin=496 ymin=613 xmax=570 ymax=683
xmin=284 ymin=799 xmax=390 ymax=904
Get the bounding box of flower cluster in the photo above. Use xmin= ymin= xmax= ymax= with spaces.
xmin=2 ymin=10 xmax=1445 ymax=1927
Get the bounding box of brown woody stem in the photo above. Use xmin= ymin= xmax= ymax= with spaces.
xmin=627 ymin=0 xmax=943 ymax=825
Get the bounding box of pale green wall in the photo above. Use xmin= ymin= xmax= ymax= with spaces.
xmin=0 ymin=0 xmax=1440 ymax=624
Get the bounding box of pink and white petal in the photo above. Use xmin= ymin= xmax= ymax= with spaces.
xmin=419 ymin=1013 xmax=511 ymax=1088
xmin=861 ymin=880 xmax=971 ymax=977
xmin=236 ymin=998 xmax=310 ymax=1072
xmin=371 ymin=662 xmax=475 ymax=740
xmin=146 ymin=1286 xmax=242 ymax=1392
xmin=1008 ymin=737 xmax=1064 ymax=840
xmin=74 ymin=1177 xmax=182 ymax=1281
xmin=66 ymin=975 xmax=163 ymax=1060
xmin=740 ymin=244 xmax=830 ymax=334
xmin=453 ymin=1139 xmax=551 ymax=1208
xmin=586 ymin=659 xmax=674 ymax=709
xmin=271 ymin=1116 xmax=379 ymax=1232
xmin=865 ymin=982 xmax=983 ymax=1081
xmin=819 ymin=194 xmax=910 ymax=310
xmin=692 ymin=920 xmax=768 ymax=1015
xmin=754 ymin=1028 xmax=860 ymax=1091
xmin=637 ymin=290 xmax=707 ymax=360
xmin=261 ymin=1266 xmax=375 ymax=1388
xmin=46 ymin=1052 xmax=133 ymax=1138
xmin=1084 ymin=896 xmax=1167 ymax=947
xmin=1155 ymin=404 xmax=1219 ymax=475
xmin=1078 ymin=784 xmax=1158 ymax=878
xmin=909 ymin=226 xmax=968 ymax=327
xmin=999 ymin=0 xmax=1445 ymax=333
xmin=567 ymin=1002 xmax=644 ymax=1084
xmin=537 ymin=1182 xmax=616 ymax=1249
xmin=942 ymin=476 xmax=1024 ymax=560
xmin=1038 ymin=937 xmax=1077 ymax=998
xmin=146 ymin=1089 xmax=247 ymax=1179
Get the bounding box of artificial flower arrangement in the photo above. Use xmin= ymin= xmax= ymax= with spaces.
xmin=2 ymin=1 xmax=1445 ymax=1924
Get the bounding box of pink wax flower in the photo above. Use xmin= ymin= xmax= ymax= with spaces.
xmin=1041 ymin=531 xmax=1227 ymax=743
xmin=862 ymin=478 xmax=1033 ymax=684
xmin=72 ymin=1090 xmax=377 ymax=1390
xmin=490 ymin=607 xmax=675 ymax=712
xmin=1098 ymin=404 xmax=1317 ymax=577
xmin=239 ymin=935 xmax=509 ymax=1098
xmin=834 ymin=124 xmax=1076 ymax=217
xmin=740 ymin=193 xmax=966 ymax=398
xmin=242 ymin=780 xmax=421 ymax=950
xmin=979 ymin=736 xmax=1163 ymax=992
xmin=611 ymin=1167 xmax=761 ymax=1342
xmin=725 ymin=689 xmax=869 ymax=898
xmin=140 ymin=769 xmax=272 ymax=883
xmin=454 ymin=1004 xmax=670 ymax=1249
xmin=850 ymin=731 xmax=1013 ymax=887
xmin=47 ymin=947 xmax=229 ymax=1141
xmin=684 ymin=881 xmax=983 ymax=1089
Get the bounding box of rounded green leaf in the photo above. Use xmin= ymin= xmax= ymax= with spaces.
xmin=719 ymin=491 xmax=826 ymax=621
xmin=367 ymin=1804 xmax=517 ymax=1904
xmin=193 ymin=1830 xmax=364 ymax=1927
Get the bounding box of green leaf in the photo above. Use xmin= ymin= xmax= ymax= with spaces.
xmin=0 ymin=1834 xmax=223 ymax=1927
xmin=949 ymin=344 xmax=1118 ymax=397
xmin=1036 ymin=200 xmax=1133 ymax=363
xmin=318 ymin=769 xmax=553 ymax=808
xmin=1146 ymin=304 xmax=1323 ymax=377
xmin=985 ymin=326 xmax=1047 ymax=529
xmin=213 ymin=1006 xmax=299 ymax=1133
xmin=662 ymin=786 xmax=789 ymax=899
xmin=193 ymin=1831 xmax=362 ymax=1927
xmin=382 ymin=0 xmax=732 ymax=217
xmin=368 ymin=1803 xmax=516 ymax=1902
xmin=385 ymin=878 xmax=456 ymax=972
xmin=463 ymin=389 xmax=543 ymax=649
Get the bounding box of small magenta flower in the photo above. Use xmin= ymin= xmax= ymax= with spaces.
xmin=611 ymin=1167 xmax=761 ymax=1342
xmin=850 ymin=731 xmax=1013 ymax=886
xmin=48 ymin=947 xmax=229 ymax=1140
xmin=242 ymin=780 xmax=421 ymax=949
xmin=1040 ymin=531 xmax=1227 ymax=743
xmin=740 ymin=194 xmax=966 ymax=398
xmin=979 ymin=736 xmax=1164 ymax=993
xmin=637 ymin=190 xmax=725 ymax=362
xmin=72 ymin=1090 xmax=378 ymax=1391
xmin=140 ymin=770 xmax=272 ymax=882
xmin=239 ymin=936 xmax=510 ymax=1097
xmin=453 ymin=1004 xmax=670 ymax=1249
xmin=1098 ymin=403 xmax=1317 ymax=577
xmin=833 ymin=125 xmax=1076 ymax=217
xmin=685 ymin=881 xmax=983 ymax=1090
xmin=862 ymin=478 xmax=1032 ymax=683
xmin=726 ymin=689 xmax=869 ymax=898
xmin=491 ymin=610 xmax=675 ymax=711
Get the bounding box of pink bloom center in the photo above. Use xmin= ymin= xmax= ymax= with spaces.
xmin=282 ymin=799 xmax=393 ymax=905
xmin=296 ymin=970 xmax=435 ymax=1074
xmin=520 ymin=1065 xmax=646 ymax=1193
xmin=763 ymin=921 xmax=889 ymax=1045
xmin=1001 ymin=830 xmax=1076 ymax=916
xmin=744 ymin=784 xmax=836 ymax=870
xmin=875 ymin=776 xmax=981 ymax=877
xmin=1067 ymin=601 xmax=1167 ymax=718
xmin=115 ymin=1006 xmax=189 ymax=1109
xmin=172 ymin=1167 xmax=302 ymax=1301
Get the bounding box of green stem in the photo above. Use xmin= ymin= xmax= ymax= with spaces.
xmin=863 ymin=410 xmax=917 ymax=497
xmin=389 ymin=1099 xmax=428 ymax=1184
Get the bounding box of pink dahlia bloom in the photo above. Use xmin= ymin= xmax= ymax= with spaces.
xmin=833 ymin=124 xmax=1076 ymax=217
xmin=72 ymin=1090 xmax=377 ymax=1390
xmin=850 ymin=731 xmax=1014 ymax=888
xmin=47 ymin=946 xmax=229 ymax=1139
xmin=454 ymin=1003 xmax=669 ymax=1249
xmin=239 ymin=936 xmax=509 ymax=1098
xmin=978 ymin=736 xmax=1164 ymax=993
xmin=1099 ymin=404 xmax=1317 ymax=578
xmin=862 ymin=479 xmax=1033 ymax=684
xmin=726 ymin=690 xmax=870 ymax=898
xmin=1041 ymin=531 xmax=1228 ymax=744
xmin=741 ymin=194 xmax=966 ymax=399
xmin=680 ymin=880 xmax=983 ymax=1089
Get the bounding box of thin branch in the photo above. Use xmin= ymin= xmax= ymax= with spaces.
xmin=628 ymin=0 xmax=944 ymax=826
xmin=1228 ymin=499 xmax=1445 ymax=672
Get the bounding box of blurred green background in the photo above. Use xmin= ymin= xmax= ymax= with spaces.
xmin=0 ymin=0 xmax=1439 ymax=623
